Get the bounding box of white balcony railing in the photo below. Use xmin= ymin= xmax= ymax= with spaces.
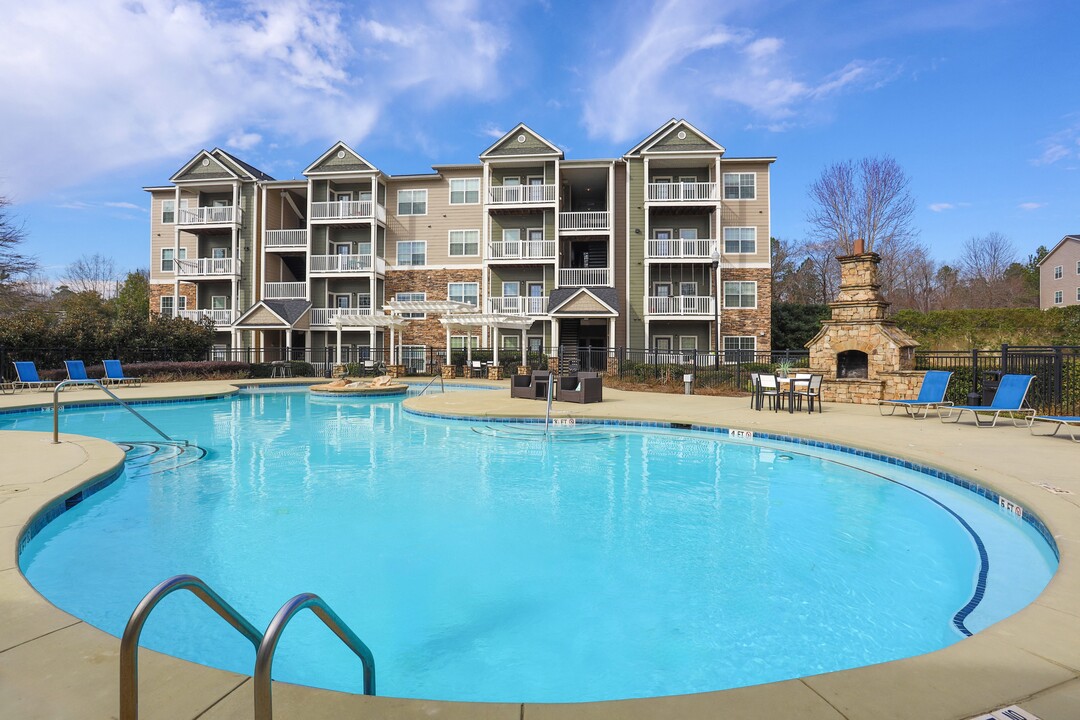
xmin=487 ymin=239 xmax=556 ymax=260
xmin=559 ymin=268 xmax=610 ymax=287
xmin=487 ymin=184 xmax=556 ymax=205
xmin=263 ymin=282 xmax=307 ymax=299
xmin=647 ymin=182 xmax=718 ymax=202
xmin=486 ymin=296 xmax=549 ymax=315
xmin=309 ymin=254 xmax=373 ymax=273
xmin=311 ymin=200 xmax=385 ymax=222
xmin=310 ymin=307 xmax=374 ymax=326
xmin=177 ymin=206 xmax=241 ymax=225
xmin=646 ymin=295 xmax=714 ymax=315
xmin=177 ymin=309 xmax=238 ymax=325
xmin=175 ymin=257 xmax=239 ymax=276
xmin=646 ymin=238 xmax=716 ymax=259
xmin=265 ymin=229 xmax=308 ymax=248
xmin=559 ymin=211 xmax=610 ymax=231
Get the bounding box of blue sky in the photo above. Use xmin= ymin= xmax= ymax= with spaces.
xmin=2 ymin=0 xmax=1078 ymax=280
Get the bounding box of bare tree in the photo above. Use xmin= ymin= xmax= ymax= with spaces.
xmin=806 ymin=157 xmax=920 ymax=301
xmin=0 ymin=196 xmax=39 ymax=313
xmin=956 ymin=232 xmax=1018 ymax=307
xmin=63 ymin=253 xmax=121 ymax=297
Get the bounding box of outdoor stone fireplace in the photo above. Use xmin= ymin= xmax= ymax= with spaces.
xmin=805 ymin=241 xmax=921 ymax=403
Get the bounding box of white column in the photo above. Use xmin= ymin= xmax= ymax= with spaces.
xmin=336 ymin=324 xmax=342 ymax=365
xmin=493 ymin=327 xmax=500 ymax=364
xmin=445 ymin=326 xmax=452 ymax=366
xmin=551 ymin=319 xmax=559 ymax=352
xmin=521 ymin=328 xmax=527 ymax=365
xmin=608 ymin=318 xmax=616 ymax=348
xmin=389 ymin=324 xmax=395 ymax=365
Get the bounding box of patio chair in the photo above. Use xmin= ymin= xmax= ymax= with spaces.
xmin=12 ymin=361 xmax=59 ymax=392
xmin=748 ymin=372 xmax=760 ymax=409
xmin=555 ymin=372 xmax=603 ymax=404
xmin=757 ymin=373 xmax=782 ymax=411
xmin=1029 ymin=415 xmax=1080 ymax=442
xmin=470 ymin=360 xmax=484 ymax=378
xmin=64 ymin=360 xmax=98 ymax=387
xmin=791 ymin=374 xmax=823 ymax=413
xmin=102 ymin=359 xmax=142 ymax=387
xmin=878 ymin=370 xmax=953 ymax=419
xmin=939 ymin=373 xmax=1035 ymax=428
xmin=510 ymin=372 xmax=536 ymax=399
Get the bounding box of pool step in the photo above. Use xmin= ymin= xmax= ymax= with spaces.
xmin=117 ymin=441 xmax=208 ymax=476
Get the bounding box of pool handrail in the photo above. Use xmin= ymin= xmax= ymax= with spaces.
xmin=544 ymin=370 xmax=554 ymax=433
xmin=418 ymin=372 xmax=445 ymax=395
xmin=254 ymin=592 xmax=377 ymax=719
xmin=51 ymin=379 xmax=179 ymax=445
xmin=120 ymin=574 xmax=263 ymax=720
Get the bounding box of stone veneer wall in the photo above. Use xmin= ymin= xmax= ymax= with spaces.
xmin=820 ymin=370 xmax=925 ymax=404
xmin=149 ymin=283 xmax=197 ymax=314
xmin=384 ymin=268 xmax=483 ymax=346
xmin=720 ymin=267 xmax=772 ymax=350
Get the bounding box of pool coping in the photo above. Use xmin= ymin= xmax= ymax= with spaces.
xmin=1 ymin=380 xmax=1079 ymax=719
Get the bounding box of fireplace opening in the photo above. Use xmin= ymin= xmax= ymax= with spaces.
xmin=837 ymin=350 xmax=869 ymax=379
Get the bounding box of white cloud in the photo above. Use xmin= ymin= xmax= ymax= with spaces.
xmin=929 ymin=202 xmax=955 ymax=212
xmin=481 ymin=124 xmax=508 ymax=140
xmin=582 ymin=0 xmax=896 ymax=142
xmin=0 ymin=0 xmax=511 ymax=198
xmin=1032 ymin=118 xmax=1080 ymax=166
xmin=104 ymin=201 xmax=145 ymax=211
xmin=1018 ymin=202 xmax=1046 ymax=211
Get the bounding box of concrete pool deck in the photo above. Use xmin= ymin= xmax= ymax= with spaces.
xmin=0 ymin=378 xmax=1077 ymax=719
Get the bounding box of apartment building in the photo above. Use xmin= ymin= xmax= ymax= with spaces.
xmin=1038 ymin=235 xmax=1080 ymax=309
xmin=146 ymin=119 xmax=774 ymax=365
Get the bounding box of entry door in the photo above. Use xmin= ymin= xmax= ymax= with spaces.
xmin=654 ymin=229 xmax=673 ymax=257
xmin=527 ymin=282 xmax=544 ymax=314
xmin=527 ymin=228 xmax=544 ymax=257
xmin=527 ymin=175 xmax=545 ymax=202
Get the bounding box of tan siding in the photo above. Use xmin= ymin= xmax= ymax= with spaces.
xmin=239 ymin=307 xmax=286 ymax=327
xmin=386 ymin=170 xmax=484 ymax=266
xmin=720 ymin=160 xmax=771 ymax=266
xmin=1041 ymin=239 xmax=1080 ymax=308
xmin=562 ymin=294 xmax=607 ymax=313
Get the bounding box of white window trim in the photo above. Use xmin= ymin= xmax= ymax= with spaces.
xmin=396 ymin=189 xmax=428 ymax=216
xmin=527 ymin=175 xmax=544 ymax=185
xmin=1076 ymin=287 xmax=1080 ymax=301
xmin=723 ymin=226 xmax=758 ymax=255
xmin=653 ymin=228 xmax=673 ymax=240
xmin=330 ymin=293 xmax=352 ymax=309
xmin=160 ymin=247 xmax=187 ymax=273
xmin=502 ymin=281 xmax=520 ymax=296
xmin=723 ymin=280 xmax=758 ymax=309
xmin=501 ymin=176 xmax=521 ymax=186
xmin=396 ymin=240 xmax=427 ymax=266
xmin=333 ymin=190 xmax=353 ymax=202
xmin=449 ymin=177 xmax=481 ymax=205
xmin=1076 ymin=260 xmax=1080 ymax=275
xmin=678 ymin=175 xmax=697 ymax=183
xmin=161 ymin=199 xmax=175 ymax=224
xmin=679 ymin=336 xmax=698 ymax=351
xmin=159 ymin=296 xmax=174 ymax=315
xmin=450 ymin=335 xmax=481 ymax=349
xmin=723 ymin=335 xmax=757 ymax=362
xmin=447 ymin=281 xmax=480 ymax=308
xmin=653 ymin=175 xmax=673 ymax=184
xmin=653 ymin=335 xmax=673 ymax=351
xmin=1054 ymin=290 xmax=1063 ymax=304
xmin=501 ymin=334 xmax=521 ymax=349
xmin=211 ymin=295 xmax=228 ymax=310
xmin=1054 ymin=265 xmax=1064 ymax=279
xmin=396 ymin=291 xmax=427 ymax=319
xmin=527 ymin=335 xmax=544 ymax=352
xmin=723 ymin=172 xmax=756 ymax=201
xmin=448 ymin=229 xmax=480 ymax=257
xmin=211 ymin=246 xmax=228 ymax=259
xmin=652 ymin=281 xmax=672 ymax=296
xmin=502 ymin=227 xmax=522 ymax=242
xmin=678 ymin=228 xmax=698 ymax=239
xmin=679 ymin=281 xmax=698 ymax=296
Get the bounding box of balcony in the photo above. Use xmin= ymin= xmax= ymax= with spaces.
xmin=488 ymin=239 xmax=556 ymax=261
xmin=310 ymin=200 xmax=386 ymax=223
xmin=645 ymin=238 xmax=716 ymax=260
xmin=263 ymin=282 xmax=307 ymax=299
xmin=265 ymin=229 xmax=307 ymax=249
xmin=177 ymin=206 xmax=241 ymax=225
xmin=310 ymin=307 xmax=373 ymax=326
xmin=177 ymin=309 xmax=238 ymax=326
xmin=310 ymin=254 xmax=373 ymax=274
xmin=175 ymin=257 xmax=240 ymax=277
xmin=646 ymin=295 xmax=715 ymax=315
xmin=559 ymin=268 xmax=610 ymax=287
xmin=560 ymin=211 xmax=610 ymax=232
xmin=487 ymin=184 xmax=556 ymax=205
xmin=486 ymin=296 xmax=548 ymax=315
xmin=647 ymin=182 xmax=718 ymax=202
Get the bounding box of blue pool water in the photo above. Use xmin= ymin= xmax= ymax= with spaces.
xmin=11 ymin=388 xmax=1057 ymax=703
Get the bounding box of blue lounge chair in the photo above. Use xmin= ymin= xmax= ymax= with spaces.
xmin=64 ymin=360 xmax=97 ymax=387
xmin=878 ymin=370 xmax=953 ymax=419
xmin=939 ymin=374 xmax=1036 ymax=427
xmin=12 ymin=361 xmax=59 ymax=392
xmin=1030 ymin=416 xmax=1080 ymax=442
xmin=103 ymin=359 xmax=142 ymax=387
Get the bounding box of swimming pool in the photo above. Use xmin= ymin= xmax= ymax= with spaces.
xmin=11 ymin=387 xmax=1057 ymax=703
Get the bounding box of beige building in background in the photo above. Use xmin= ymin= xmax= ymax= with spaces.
xmin=1038 ymin=235 xmax=1080 ymax=309
xmin=146 ymin=119 xmax=775 ymax=367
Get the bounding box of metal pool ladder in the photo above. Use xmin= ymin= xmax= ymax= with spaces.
xmin=418 ymin=372 xmax=445 ymax=395
xmin=51 ymin=379 xmax=180 ymax=445
xmin=120 ymin=574 xmax=375 ymax=720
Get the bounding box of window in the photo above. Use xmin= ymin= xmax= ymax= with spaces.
xmin=160 ymin=247 xmax=187 ymax=272
xmin=527 ymin=336 xmax=544 ymax=353
xmin=653 ymin=282 xmax=672 ymax=297
xmin=211 ymin=247 xmax=228 ymax=259
xmin=653 ymin=336 xmax=672 ymax=351
xmin=159 ymin=295 xmax=174 ymax=318
xmin=724 ymin=227 xmax=757 ymax=254
xmin=502 ymin=227 xmax=521 ymax=248
xmin=501 ymin=335 xmax=520 ymax=350
xmin=679 ymin=282 xmax=698 ymax=296
xmin=161 ymin=199 xmax=175 ymax=224
xmin=1076 ymin=261 xmax=1080 ymax=275
xmin=723 ymin=281 xmax=757 ymax=308
xmin=723 ymin=172 xmax=756 ymax=200
xmin=502 ymin=281 xmax=520 ymax=297
xmin=331 ymin=293 xmax=351 ymax=309
xmin=450 ymin=178 xmax=480 ymax=204
xmin=723 ymin=336 xmax=756 ymax=363
xmin=1076 ymin=287 xmax=1080 ymax=301
xmin=1055 ymin=265 xmax=1063 ymax=279
xmin=450 ymin=336 xmax=480 ymax=350
xmin=654 ymin=228 xmax=674 ymax=256
xmin=396 ymin=241 xmax=426 ymax=266
xmin=396 ymin=291 xmax=426 ymax=319
xmin=1055 ymin=290 xmax=1063 ymax=304
xmin=211 ymin=296 xmax=227 ymax=310
xmin=679 ymin=336 xmax=698 ymax=351
xmin=397 ymin=189 xmax=427 ymax=215
xmin=449 ymin=229 xmax=480 ymax=256
xmin=448 ymin=282 xmax=479 ymax=308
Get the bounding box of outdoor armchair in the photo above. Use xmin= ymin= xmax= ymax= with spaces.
xmin=555 ymin=372 xmax=602 ymax=404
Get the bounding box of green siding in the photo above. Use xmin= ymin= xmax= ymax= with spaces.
xmin=628 ymin=159 xmax=646 ymax=347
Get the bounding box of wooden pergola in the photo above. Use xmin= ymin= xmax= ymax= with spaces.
xmin=438 ymin=313 xmax=536 ymax=365
xmin=332 ymin=314 xmax=410 ymax=365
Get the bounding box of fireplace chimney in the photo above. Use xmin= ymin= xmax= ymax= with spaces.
xmin=853 ymin=238 xmax=865 ymax=255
